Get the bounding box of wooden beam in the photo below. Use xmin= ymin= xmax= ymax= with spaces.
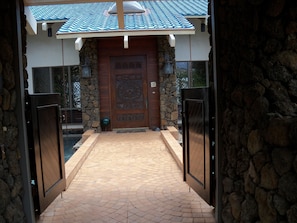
xmin=116 ymin=0 xmax=125 ymax=29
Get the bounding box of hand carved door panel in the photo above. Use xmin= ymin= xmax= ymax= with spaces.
xmin=111 ymin=56 xmax=148 ymax=128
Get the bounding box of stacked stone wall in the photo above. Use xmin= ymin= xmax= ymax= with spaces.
xmin=158 ymin=36 xmax=178 ymax=129
xmin=0 ymin=0 xmax=26 ymax=222
xmin=213 ymin=0 xmax=297 ymax=222
xmin=80 ymin=39 xmax=100 ymax=132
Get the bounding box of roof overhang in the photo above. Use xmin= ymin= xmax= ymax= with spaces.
xmin=24 ymin=0 xmax=128 ymax=28
xmin=25 ymin=6 xmax=37 ymax=34
xmin=25 ymin=0 xmax=204 ymax=49
xmin=56 ymin=29 xmax=195 ymax=39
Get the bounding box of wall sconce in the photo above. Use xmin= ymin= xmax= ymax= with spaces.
xmin=200 ymin=18 xmax=206 ymax=32
xmin=163 ymin=53 xmax=173 ymax=76
xmin=81 ymin=64 xmax=91 ymax=78
xmin=81 ymin=57 xmax=91 ymax=78
xmin=42 ymin=22 xmax=53 ymax=37
xmin=48 ymin=26 xmax=52 ymax=37
xmin=201 ymin=22 xmax=206 ymax=32
xmin=47 ymin=23 xmax=53 ymax=37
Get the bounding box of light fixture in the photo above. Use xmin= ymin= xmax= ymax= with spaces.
xmin=163 ymin=53 xmax=173 ymax=76
xmin=47 ymin=23 xmax=53 ymax=37
xmin=48 ymin=26 xmax=52 ymax=37
xmin=81 ymin=65 xmax=91 ymax=78
xmin=201 ymin=22 xmax=205 ymax=32
xmin=80 ymin=55 xmax=92 ymax=78
xmin=42 ymin=23 xmax=53 ymax=37
xmin=200 ymin=18 xmax=207 ymax=32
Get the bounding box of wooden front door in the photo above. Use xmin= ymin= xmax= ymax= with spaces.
xmin=98 ymin=37 xmax=160 ymax=130
xmin=182 ymin=88 xmax=215 ymax=206
xmin=110 ymin=56 xmax=148 ymax=128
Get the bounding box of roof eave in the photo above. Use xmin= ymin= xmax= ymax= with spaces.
xmin=36 ymin=20 xmax=68 ymax=23
xmin=185 ymin=15 xmax=208 ymax=19
xmin=56 ymin=29 xmax=195 ymax=39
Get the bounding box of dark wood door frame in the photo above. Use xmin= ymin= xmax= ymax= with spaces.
xmin=98 ymin=37 xmax=160 ymax=130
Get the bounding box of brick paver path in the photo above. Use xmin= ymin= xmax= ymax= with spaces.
xmin=37 ymin=131 xmax=215 ymax=223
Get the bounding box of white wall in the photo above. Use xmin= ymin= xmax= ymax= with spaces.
xmin=26 ymin=23 xmax=80 ymax=94
xmin=175 ymin=18 xmax=210 ymax=61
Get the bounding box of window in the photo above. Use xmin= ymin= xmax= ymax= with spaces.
xmin=176 ymin=61 xmax=208 ymax=127
xmin=108 ymin=1 xmax=145 ymax=14
xmin=33 ymin=66 xmax=81 ymax=124
xmin=176 ymin=61 xmax=208 ymax=89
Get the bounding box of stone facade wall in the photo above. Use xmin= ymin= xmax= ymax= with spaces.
xmin=213 ymin=0 xmax=297 ymax=222
xmin=80 ymin=39 xmax=100 ymax=132
xmin=0 ymin=0 xmax=26 ymax=222
xmin=158 ymin=37 xmax=178 ymax=129
xmin=80 ymin=37 xmax=178 ymax=131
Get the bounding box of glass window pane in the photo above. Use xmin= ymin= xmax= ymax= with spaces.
xmin=191 ymin=61 xmax=207 ymax=87
xmin=176 ymin=61 xmax=189 ymax=89
xmin=176 ymin=62 xmax=190 ymax=127
xmin=52 ymin=67 xmax=69 ymax=108
xmin=70 ymin=66 xmax=81 ymax=109
xmin=33 ymin=67 xmax=50 ymax=93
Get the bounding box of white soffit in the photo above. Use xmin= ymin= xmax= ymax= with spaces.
xmin=56 ymin=29 xmax=195 ymax=39
xmin=25 ymin=7 xmax=37 ymax=35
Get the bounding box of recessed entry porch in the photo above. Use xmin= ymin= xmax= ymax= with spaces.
xmin=37 ymin=129 xmax=215 ymax=223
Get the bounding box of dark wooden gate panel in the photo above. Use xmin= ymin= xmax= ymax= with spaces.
xmin=111 ymin=56 xmax=148 ymax=128
xmin=27 ymin=94 xmax=66 ymax=214
xmin=182 ymin=88 xmax=215 ymax=206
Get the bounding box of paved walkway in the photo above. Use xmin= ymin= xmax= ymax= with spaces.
xmin=37 ymin=131 xmax=215 ymax=223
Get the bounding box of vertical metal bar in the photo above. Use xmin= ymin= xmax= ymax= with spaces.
xmin=210 ymin=0 xmax=221 ymax=221
xmin=15 ymin=0 xmax=36 ymax=221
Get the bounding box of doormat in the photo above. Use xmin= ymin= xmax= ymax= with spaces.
xmin=116 ymin=128 xmax=146 ymax=133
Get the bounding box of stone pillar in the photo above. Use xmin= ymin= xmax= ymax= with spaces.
xmin=158 ymin=37 xmax=178 ymax=129
xmin=0 ymin=0 xmax=26 ymax=222
xmin=80 ymin=39 xmax=100 ymax=132
xmin=211 ymin=0 xmax=297 ymax=222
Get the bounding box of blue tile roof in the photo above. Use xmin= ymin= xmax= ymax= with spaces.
xmin=29 ymin=0 xmax=208 ymax=38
